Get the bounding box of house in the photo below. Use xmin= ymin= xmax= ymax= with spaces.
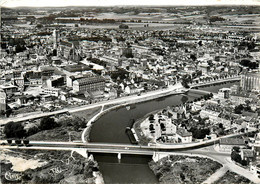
xmin=240 ymin=149 xmax=255 ymax=163
xmin=176 ymin=128 xmax=192 ymax=143
xmin=219 ymin=138 xmax=245 ymax=152
xmin=242 ymin=111 xmax=258 ymax=128
xmin=250 ymin=163 xmax=260 ymax=177
xmin=217 ymin=117 xmax=232 ymax=128
xmin=24 ymin=71 xmax=42 ymax=86
xmin=197 ymin=62 xmax=210 ymax=74
xmin=16 ymin=95 xmax=35 ymax=105
xmin=0 ymin=84 xmax=18 ymax=95
xmin=46 ymin=75 xmax=65 ymax=88
xmin=218 ymin=88 xmax=231 ymax=99
xmin=165 ymin=122 xmax=177 ymax=138
xmin=254 ymin=133 xmax=260 ymax=148
xmin=230 ymin=94 xmax=252 ymax=106
xmin=41 ymin=94 xmax=55 ymax=102
xmin=124 ymin=84 xmax=143 ymax=95
xmin=200 ymin=110 xmax=220 ymax=122
xmin=192 ymin=101 xmax=204 ymax=111
xmin=42 ymin=87 xmax=60 ymax=97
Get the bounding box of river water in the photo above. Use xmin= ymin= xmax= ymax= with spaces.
xmin=89 ymin=81 xmax=239 ymax=183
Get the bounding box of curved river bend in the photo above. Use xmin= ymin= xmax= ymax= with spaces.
xmin=89 ymin=82 xmax=239 ymax=183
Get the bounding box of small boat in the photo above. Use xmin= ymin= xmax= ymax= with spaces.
xmin=125 ymin=127 xmax=138 ymax=144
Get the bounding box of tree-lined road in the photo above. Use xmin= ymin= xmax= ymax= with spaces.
xmin=0 ymin=82 xmax=185 ymax=125
xmin=0 ymin=76 xmax=240 ymax=126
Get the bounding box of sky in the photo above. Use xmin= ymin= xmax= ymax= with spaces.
xmin=2 ymin=0 xmax=260 ymax=7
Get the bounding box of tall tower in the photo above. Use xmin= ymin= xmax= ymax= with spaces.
xmin=0 ymin=89 xmax=6 ymax=112
xmin=53 ymin=29 xmax=59 ymax=49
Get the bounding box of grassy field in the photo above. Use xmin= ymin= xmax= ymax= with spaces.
xmin=27 ymin=107 xmax=102 ymax=142
xmin=214 ymin=171 xmax=253 ymax=184
xmin=149 ymin=155 xmax=222 ymax=184
xmin=71 ymin=106 xmax=101 ymax=120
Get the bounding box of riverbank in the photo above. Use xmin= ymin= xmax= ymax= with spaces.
xmin=83 ymin=89 xmax=188 ymax=143
xmin=22 ymin=107 xmax=102 ymax=142
xmin=131 ymin=80 xmax=248 ymax=149
xmin=87 ymin=80 xmax=245 ymax=184
xmin=0 ymin=78 xmax=239 ymax=127
xmin=0 ymin=83 xmax=185 ymax=126
xmin=133 ymin=110 xmax=161 ymax=145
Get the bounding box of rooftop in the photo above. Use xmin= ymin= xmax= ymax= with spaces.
xmin=241 ymin=149 xmax=255 ymax=158
xmin=177 ymin=128 xmax=192 ymax=137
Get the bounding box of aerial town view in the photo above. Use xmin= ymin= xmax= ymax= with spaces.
xmin=0 ymin=0 xmax=260 ymax=183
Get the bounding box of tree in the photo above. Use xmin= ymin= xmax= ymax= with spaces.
xmin=26 ymin=126 xmax=40 ymax=136
xmin=232 ymin=146 xmax=240 ymax=152
xmin=241 ymin=159 xmax=248 ymax=166
xmin=181 ymin=81 xmax=190 ymax=88
xmin=231 ymin=150 xmax=241 ymax=163
xmin=180 ymin=173 xmax=185 ymax=181
xmin=40 ymin=117 xmax=58 ymax=130
xmin=181 ymin=95 xmax=189 ymax=104
xmin=190 ymin=127 xmax=210 ymax=139
xmin=190 ymin=54 xmax=197 ymax=61
xmin=149 ymin=114 xmax=155 ymax=121
xmin=4 ymin=122 xmax=26 ymax=138
xmin=219 ymin=123 xmax=224 ymax=129
xmin=160 ymin=123 xmax=166 ymax=131
xmin=36 ymin=24 xmax=43 ymax=28
xmin=0 ymin=110 xmax=5 ymax=116
xmin=23 ymin=140 xmax=30 ymax=145
xmin=15 ymin=139 xmax=22 ymax=144
xmin=149 ymin=124 xmax=155 ymax=131
xmin=234 ymin=104 xmax=244 ymax=114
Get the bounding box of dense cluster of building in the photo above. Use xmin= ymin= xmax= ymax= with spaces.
xmin=141 ymin=80 xmax=259 ymax=143
xmin=0 ymin=8 xmax=259 ymax=119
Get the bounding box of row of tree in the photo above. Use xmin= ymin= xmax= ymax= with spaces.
xmin=3 ymin=117 xmax=59 ymax=139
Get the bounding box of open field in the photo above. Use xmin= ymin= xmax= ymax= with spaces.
xmin=1 ymin=149 xmax=101 ymax=184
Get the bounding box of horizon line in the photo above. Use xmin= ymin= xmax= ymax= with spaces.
xmin=2 ymin=4 xmax=260 ymax=8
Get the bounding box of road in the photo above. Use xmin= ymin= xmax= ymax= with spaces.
xmin=202 ymin=166 xmax=229 ymax=184
xmin=0 ymin=76 xmax=240 ymax=126
xmin=0 ymin=140 xmax=230 ymax=156
xmin=0 ymin=83 xmax=185 ymax=125
xmin=1 ymin=76 xmax=252 ymax=182
xmin=81 ymin=105 xmax=104 ymax=142
xmin=1 ymin=141 xmax=259 ymax=183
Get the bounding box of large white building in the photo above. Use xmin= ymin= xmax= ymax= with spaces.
xmin=218 ymin=88 xmax=231 ymax=99
xmin=72 ymin=75 xmax=106 ymax=94
xmin=0 ymin=89 xmax=6 ymax=112
xmin=241 ymin=72 xmax=260 ymax=91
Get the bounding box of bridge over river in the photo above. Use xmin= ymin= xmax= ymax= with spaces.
xmin=0 ymin=126 xmax=255 ymax=155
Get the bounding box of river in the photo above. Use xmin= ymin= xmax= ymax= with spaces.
xmin=89 ymin=81 xmax=239 ymax=183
